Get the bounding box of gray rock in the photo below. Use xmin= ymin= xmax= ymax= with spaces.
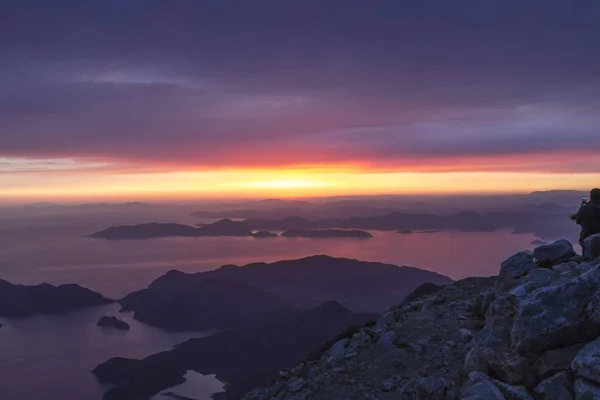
xmin=575 ymin=378 xmax=600 ymax=399
xmin=534 ymin=343 xmax=585 ymax=379
xmin=496 ymin=251 xmax=535 ymax=295
xmin=501 ymin=251 xmax=536 ymax=280
xmin=474 ymin=288 xmax=496 ymax=316
xmin=465 ymin=372 xmax=532 ymax=400
xmin=585 ymin=234 xmax=600 ymax=260
xmin=381 ymin=379 xmax=395 ymax=392
xmin=533 ymin=371 xmax=573 ymax=400
xmin=478 ymin=316 xmax=513 ymax=348
xmin=400 ymin=376 xmax=454 ymax=399
xmin=524 ymin=268 xmax=558 ymax=286
xmin=326 ymin=339 xmax=348 ymax=365
xmin=410 ymin=343 xmax=424 ymax=355
xmin=533 ymin=240 xmax=576 ymax=266
xmin=572 ymin=337 xmax=600 ymax=385
xmin=377 ymin=330 xmax=398 ymax=348
xmin=460 ymin=328 xmax=475 ymax=343
xmin=487 ymin=282 xmax=540 ymax=318
xmin=481 ymin=347 xmax=527 ymax=385
xmin=374 ymin=311 xmax=396 ymax=329
xmin=552 ymin=261 xmax=580 ymax=274
xmin=462 ymin=380 xmax=506 ymax=400
xmin=464 ymin=346 xmax=488 ymax=373
xmin=511 ymin=267 xmax=600 ymax=354
xmin=287 ymin=377 xmax=307 ymax=392
xmin=290 ymin=362 xmax=305 ymax=376
xmin=349 ymin=330 xmax=371 ymax=351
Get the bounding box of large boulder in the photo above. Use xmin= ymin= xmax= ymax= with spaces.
xmin=480 ymin=347 xmax=527 ymax=385
xmin=572 ymin=337 xmax=600 ymax=385
xmin=511 ymin=266 xmax=600 ymax=355
xmin=464 ymin=372 xmax=533 ymax=400
xmin=462 ymin=380 xmax=506 ymax=400
xmin=534 ymin=343 xmax=585 ymax=379
xmin=574 ymin=378 xmax=600 ymax=399
xmin=585 ymin=234 xmax=600 ymax=260
xmin=533 ymin=371 xmax=573 ymax=400
xmin=487 ymin=270 xmax=559 ymax=319
xmin=533 ymin=240 xmax=576 ymax=266
xmin=326 ymin=339 xmax=349 ymax=366
xmin=495 ymin=252 xmax=535 ymax=296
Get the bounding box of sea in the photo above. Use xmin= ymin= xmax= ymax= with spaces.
xmin=0 ymin=212 xmax=544 ymax=399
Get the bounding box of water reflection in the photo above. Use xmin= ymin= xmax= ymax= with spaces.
xmin=0 ymin=304 xmax=216 ymax=400
xmin=152 ymin=371 xmax=225 ymax=400
xmin=0 ymin=225 xmax=538 ymax=299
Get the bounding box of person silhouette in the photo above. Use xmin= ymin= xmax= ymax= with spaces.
xmin=571 ymin=188 xmax=600 ymax=254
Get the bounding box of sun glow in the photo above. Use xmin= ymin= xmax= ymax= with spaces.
xmin=3 ymin=163 xmax=600 ymax=203
xmin=236 ymin=179 xmax=327 ymax=189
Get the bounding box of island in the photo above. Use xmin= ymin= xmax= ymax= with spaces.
xmin=252 ymin=230 xmax=279 ymax=238
xmin=281 ymin=229 xmax=372 ymax=238
xmin=97 ymin=316 xmax=130 ymax=330
xmin=90 ymin=207 xmax=580 ymax=241
xmin=0 ymin=279 xmax=112 ymax=318
xmin=88 ymin=219 xmax=254 ymax=240
xmin=118 ymin=255 xmax=452 ymax=331
xmin=397 ymin=229 xmax=414 ymax=234
xmin=119 ymin=277 xmax=296 ymax=332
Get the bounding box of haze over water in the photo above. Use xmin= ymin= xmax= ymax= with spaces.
xmin=0 ymin=214 xmax=539 ymax=298
xmin=0 ymin=211 xmax=539 ymax=400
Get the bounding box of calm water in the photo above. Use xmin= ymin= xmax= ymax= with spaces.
xmin=0 ymin=215 xmax=540 ymax=399
xmin=0 ymin=304 xmax=221 ymax=400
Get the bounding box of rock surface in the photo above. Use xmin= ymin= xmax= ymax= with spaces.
xmin=242 ymin=240 xmax=600 ymax=400
xmin=533 ymin=371 xmax=573 ymax=400
xmin=585 ymin=234 xmax=600 ymax=260
xmin=97 ymin=316 xmax=130 ymax=330
xmin=533 ymin=239 xmax=576 ymax=265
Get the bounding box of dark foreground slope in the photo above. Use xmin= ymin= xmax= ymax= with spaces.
xmin=119 ymin=256 xmax=452 ymax=331
xmin=0 ymin=279 xmax=112 ymax=318
xmin=94 ymin=301 xmax=375 ymax=400
xmin=244 ymin=238 xmax=600 ymax=400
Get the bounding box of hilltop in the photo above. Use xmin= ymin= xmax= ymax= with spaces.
xmin=244 ymin=234 xmax=600 ymax=400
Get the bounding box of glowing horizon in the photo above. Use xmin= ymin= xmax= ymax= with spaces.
xmin=2 ymin=158 xmax=599 ymax=203
xmin=2 ymin=3 xmax=600 ymax=202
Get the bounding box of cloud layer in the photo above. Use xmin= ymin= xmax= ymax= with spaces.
xmin=2 ymin=0 xmax=600 ymax=173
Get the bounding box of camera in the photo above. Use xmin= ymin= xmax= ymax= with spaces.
xmin=582 ymin=197 xmax=589 ymax=206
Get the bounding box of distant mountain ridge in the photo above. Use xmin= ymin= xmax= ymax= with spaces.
xmin=91 ymin=205 xmax=578 ymax=240
xmin=119 ymin=255 xmax=451 ymax=332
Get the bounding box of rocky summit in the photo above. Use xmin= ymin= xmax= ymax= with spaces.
xmin=243 ymin=239 xmax=600 ymax=400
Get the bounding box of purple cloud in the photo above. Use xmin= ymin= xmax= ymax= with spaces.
xmin=1 ymin=0 xmax=599 ymax=173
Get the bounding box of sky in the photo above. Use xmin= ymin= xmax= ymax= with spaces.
xmin=1 ymin=0 xmax=600 ymax=202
